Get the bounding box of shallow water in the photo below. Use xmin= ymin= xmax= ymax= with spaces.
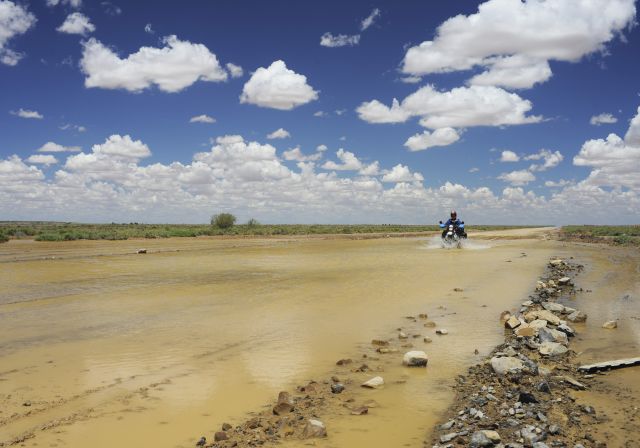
xmin=0 ymin=232 xmax=558 ymax=447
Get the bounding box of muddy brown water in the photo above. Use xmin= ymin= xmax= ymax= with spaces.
xmin=0 ymin=230 xmax=637 ymax=447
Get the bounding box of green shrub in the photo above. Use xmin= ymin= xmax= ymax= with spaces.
xmin=211 ymin=213 xmax=237 ymax=229
xmin=0 ymin=232 xmax=8 ymax=243
xmin=247 ymin=218 xmax=260 ymax=228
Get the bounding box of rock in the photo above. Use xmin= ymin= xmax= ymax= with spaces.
xmin=454 ymin=287 xmax=464 ymax=292
xmin=221 ymin=423 xmax=232 ymax=431
xmin=402 ymin=350 xmax=428 ymax=367
xmin=272 ymin=391 xmax=294 ymax=415
xmin=350 ymin=406 xmax=368 ymax=415
xmin=549 ymin=258 xmax=564 ymax=266
xmin=505 ymin=316 xmax=521 ymax=329
xmin=518 ymin=391 xmax=538 ymax=404
xmin=418 ymin=313 xmax=428 ymax=319
xmin=398 ymin=331 xmax=408 ymax=339
xmin=440 ymin=432 xmax=459 ymax=443
xmin=536 ymin=381 xmax=551 ymax=393
xmin=137 ymin=248 xmax=147 ymax=254
xmin=361 ymin=376 xmax=384 ymax=389
xmin=548 ymin=424 xmax=561 ymax=435
xmin=521 ymin=425 xmax=542 ymax=445
xmin=470 ymin=430 xmax=501 ymax=447
xmin=504 ymin=346 xmax=518 ymax=357
xmin=557 ymin=323 xmax=575 ymax=336
xmin=490 ymin=356 xmax=524 ymax=375
xmin=436 ymin=328 xmax=449 ymax=335
xmin=538 ymin=327 xmax=568 ymax=345
xmin=533 ymin=443 xmax=550 ymax=448
xmin=302 ymin=419 xmax=327 ymax=438
xmin=440 ymin=420 xmax=456 ymax=430
xmin=562 ymin=376 xmax=587 ymax=390
xmin=424 ymin=321 xmax=437 ymax=327
xmin=376 ymin=347 xmax=398 ymax=354
xmin=542 ymin=302 xmax=564 ymax=313
xmin=196 ymin=436 xmax=206 ymax=447
xmin=602 ymin=320 xmax=617 ymax=329
xmin=533 ymin=310 xmax=561 ymax=325
xmin=336 ymin=358 xmax=352 ymax=365
xmin=567 ymin=310 xmax=587 ymax=323
xmin=539 ymin=341 xmax=568 ymax=356
xmin=371 ymin=339 xmax=389 ymax=346
xmin=331 ymin=383 xmax=345 ymax=394
xmin=423 ymin=337 xmax=432 ymax=343
xmin=529 ymin=319 xmax=548 ymax=330
xmin=214 ymin=431 xmax=228 ymax=442
xmin=515 ymin=326 xmax=536 ymax=337
xmin=558 ymin=276 xmax=571 ymax=285
xmin=500 ymin=311 xmax=512 ymax=322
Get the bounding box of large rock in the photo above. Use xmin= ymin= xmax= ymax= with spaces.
xmin=490 ymin=356 xmax=524 ymax=375
xmin=302 ymin=419 xmax=327 ymax=438
xmin=361 ymin=376 xmax=384 ymax=389
xmin=272 ymin=391 xmax=294 ymax=415
xmin=538 ymin=341 xmax=568 ymax=356
xmin=470 ymin=430 xmax=501 ymax=447
xmin=534 ymin=309 xmax=561 ymax=325
xmin=558 ymin=276 xmax=571 ymax=285
xmin=557 ymin=323 xmax=575 ymax=336
xmin=515 ymin=325 xmax=536 ymax=337
xmin=529 ymin=319 xmax=548 ymax=330
xmin=505 ymin=316 xmax=521 ymax=329
xmin=402 ymin=351 xmax=428 ymax=367
xmin=567 ymin=310 xmax=587 ymax=323
xmin=538 ymin=327 xmax=568 ymax=345
xmin=542 ymin=302 xmax=564 ymax=313
xmin=602 ymin=320 xmax=618 ymax=329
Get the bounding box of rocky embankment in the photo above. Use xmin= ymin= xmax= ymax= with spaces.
xmin=429 ymin=257 xmax=613 ymax=448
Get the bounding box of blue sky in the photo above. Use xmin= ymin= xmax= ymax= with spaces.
xmin=1 ymin=0 xmax=639 ymax=224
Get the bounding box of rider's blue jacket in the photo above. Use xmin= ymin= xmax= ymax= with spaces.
xmin=440 ymin=218 xmax=462 ymax=228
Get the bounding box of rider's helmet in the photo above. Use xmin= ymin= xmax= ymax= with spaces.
xmin=450 ymin=210 xmax=457 ymax=220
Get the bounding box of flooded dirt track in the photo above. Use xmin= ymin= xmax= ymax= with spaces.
xmin=2 ymin=228 xmax=635 ymax=448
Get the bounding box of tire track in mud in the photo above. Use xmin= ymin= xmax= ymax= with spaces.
xmin=0 ymin=337 xmax=261 ymax=447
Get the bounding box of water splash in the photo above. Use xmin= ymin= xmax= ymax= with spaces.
xmin=421 ymin=236 xmax=491 ymax=250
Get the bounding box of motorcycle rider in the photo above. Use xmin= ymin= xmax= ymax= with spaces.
xmin=439 ymin=210 xmax=467 ymax=238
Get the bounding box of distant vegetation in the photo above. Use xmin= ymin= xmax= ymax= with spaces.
xmin=211 ymin=213 xmax=237 ymax=229
xmin=0 ymin=221 xmax=535 ymax=242
xmin=0 ymin=231 xmax=8 ymax=244
xmin=561 ymin=225 xmax=640 ymax=246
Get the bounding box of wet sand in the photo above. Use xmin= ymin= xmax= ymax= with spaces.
xmin=0 ymin=229 xmax=637 ymax=447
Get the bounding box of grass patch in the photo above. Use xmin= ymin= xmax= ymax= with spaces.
xmin=0 ymin=221 xmax=538 ymax=243
xmin=560 ymin=225 xmax=640 ymax=246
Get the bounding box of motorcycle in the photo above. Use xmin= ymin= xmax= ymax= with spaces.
xmin=439 ymin=220 xmax=467 ymax=248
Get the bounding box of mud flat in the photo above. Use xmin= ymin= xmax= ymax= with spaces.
xmin=1 ymin=228 xmax=638 ymax=447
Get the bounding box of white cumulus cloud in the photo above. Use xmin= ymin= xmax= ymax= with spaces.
xmin=574 ymin=106 xmax=640 ymax=189
xmin=57 ymin=12 xmax=95 ymax=36
xmin=402 ymin=0 xmax=637 ymax=89
xmin=358 ymin=84 xmax=541 ymax=129
xmin=267 ymin=128 xmax=290 ymax=139
xmin=525 ymin=149 xmax=563 ymax=172
xmin=190 ymin=114 xmax=216 ymax=124
xmin=226 ymin=62 xmax=243 ymax=78
xmin=321 ymin=148 xmax=363 ymax=171
xmin=91 ymin=134 xmax=151 ymax=160
xmin=10 ymin=108 xmax=43 ymax=119
xmin=80 ymin=35 xmax=228 ymax=93
xmin=320 ymin=32 xmax=360 ymax=47
xmin=498 ymin=169 xmax=536 ymax=186
xmin=590 ymin=113 xmax=618 ymax=126
xmin=37 ymin=142 xmax=81 ymax=152
xmin=282 ymin=147 xmax=321 ymax=162
xmin=46 ymin=0 xmax=82 ymax=7
xmin=240 ymin=60 xmax=318 ymax=110
xmin=26 ymin=154 xmax=58 ymax=166
xmin=0 ymin=1 xmax=36 ymax=66
xmin=500 ymin=150 xmax=520 ymax=162
xmin=381 ymin=164 xmax=424 ymax=183
xmin=404 ymin=127 xmax=460 ymax=151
